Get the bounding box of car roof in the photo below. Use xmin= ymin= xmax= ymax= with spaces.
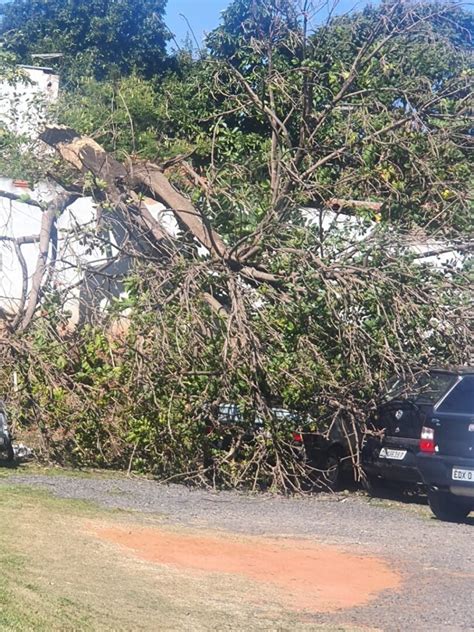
xmin=430 ymin=367 xmax=474 ymax=376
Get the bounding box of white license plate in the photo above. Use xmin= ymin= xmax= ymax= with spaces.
xmin=452 ymin=468 xmax=474 ymax=483
xmin=379 ymin=448 xmax=407 ymax=461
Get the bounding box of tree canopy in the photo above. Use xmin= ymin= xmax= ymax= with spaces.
xmin=50 ymin=0 xmax=473 ymax=235
xmin=0 ymin=0 xmax=171 ymax=80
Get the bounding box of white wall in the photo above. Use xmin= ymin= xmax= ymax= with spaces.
xmin=0 ymin=179 xmax=43 ymax=314
xmin=0 ymin=178 xmax=101 ymax=321
xmin=0 ymin=66 xmax=183 ymax=326
xmin=0 ymin=179 xmax=172 ymax=325
xmin=0 ymin=66 xmax=59 ymax=137
xmin=302 ymin=208 xmax=465 ymax=269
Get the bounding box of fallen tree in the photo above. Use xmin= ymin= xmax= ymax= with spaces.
xmin=0 ymin=0 xmax=471 ymax=490
xmin=0 ymin=121 xmax=468 ymax=490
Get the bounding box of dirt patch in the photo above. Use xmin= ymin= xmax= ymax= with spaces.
xmin=94 ymin=525 xmax=401 ymax=614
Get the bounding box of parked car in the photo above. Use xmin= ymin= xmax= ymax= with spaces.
xmin=206 ymin=403 xmax=356 ymax=490
xmin=0 ymin=401 xmax=15 ymax=462
xmin=295 ymin=415 xmax=358 ymax=490
xmin=416 ymin=369 xmax=474 ymax=522
xmin=205 ymin=403 xmax=304 ymax=451
xmin=361 ymin=368 xmax=470 ymax=489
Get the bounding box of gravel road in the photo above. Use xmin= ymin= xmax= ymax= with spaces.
xmin=7 ymin=471 xmax=474 ymax=631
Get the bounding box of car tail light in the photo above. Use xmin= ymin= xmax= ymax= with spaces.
xmin=292 ymin=431 xmax=303 ymax=444
xmin=420 ymin=426 xmax=435 ymax=454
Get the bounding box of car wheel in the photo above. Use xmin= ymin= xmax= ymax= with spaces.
xmin=5 ymin=440 xmax=15 ymax=463
xmin=427 ymin=490 xmax=471 ymax=523
xmin=317 ymin=450 xmax=341 ymax=492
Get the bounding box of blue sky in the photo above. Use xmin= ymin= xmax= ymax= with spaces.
xmin=165 ymin=0 xmax=373 ymax=46
xmin=0 ymin=0 xmax=377 ymax=45
xmin=165 ymin=0 xmax=231 ymax=45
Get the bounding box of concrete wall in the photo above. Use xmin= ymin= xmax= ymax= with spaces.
xmin=0 ymin=66 xmax=59 ymax=137
xmin=0 ymin=178 xmax=171 ymax=325
xmin=0 ymin=65 xmax=179 ymax=327
xmin=0 ymin=177 xmax=102 ymax=322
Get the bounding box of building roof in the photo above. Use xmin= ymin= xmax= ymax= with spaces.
xmin=19 ymin=65 xmax=56 ymax=74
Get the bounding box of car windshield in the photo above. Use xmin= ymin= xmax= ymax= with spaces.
xmin=383 ymin=372 xmax=458 ymax=405
xmin=255 ymin=408 xmax=300 ymax=427
xmin=217 ymin=404 xmax=300 ymax=427
xmin=270 ymin=408 xmax=300 ymax=422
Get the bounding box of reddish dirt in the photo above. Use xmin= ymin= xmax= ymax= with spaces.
xmin=93 ymin=525 xmax=401 ymax=613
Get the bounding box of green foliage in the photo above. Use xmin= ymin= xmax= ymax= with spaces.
xmin=206 ymin=0 xmax=300 ymax=63
xmin=4 ymin=229 xmax=470 ymax=488
xmin=204 ymin=0 xmax=473 ymax=233
xmin=0 ymin=50 xmax=20 ymax=81
xmin=0 ymin=0 xmax=171 ymax=81
xmin=0 ymin=129 xmax=48 ymax=181
xmin=1 ymin=0 xmax=472 ymax=490
xmin=303 ymin=2 xmax=473 ymax=232
xmin=56 ymin=1 xmax=472 ymax=237
xmin=57 ymin=75 xmax=163 ymax=158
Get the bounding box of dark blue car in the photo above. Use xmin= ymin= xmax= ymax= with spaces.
xmin=362 ymin=368 xmax=474 ymax=496
xmin=416 ymin=369 xmax=474 ymax=521
xmin=361 ymin=370 xmax=462 ymax=487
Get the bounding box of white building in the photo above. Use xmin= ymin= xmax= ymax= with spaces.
xmin=0 ymin=65 xmax=59 ymax=137
xmin=0 ymin=66 xmax=174 ymax=327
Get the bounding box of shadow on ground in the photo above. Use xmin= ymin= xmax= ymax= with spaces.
xmin=0 ymin=459 xmax=19 ymax=470
xmin=365 ymin=480 xmax=474 ymax=525
xmin=365 ymin=481 xmax=428 ymax=505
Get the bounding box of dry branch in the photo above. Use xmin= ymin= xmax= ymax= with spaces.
xmin=19 ymin=192 xmax=78 ymax=331
xmin=326 ymin=198 xmax=383 ymax=213
xmin=0 ymin=190 xmax=44 ymax=209
xmin=40 ymin=127 xmax=283 ymax=289
xmin=40 ymin=127 xmax=227 ymax=257
xmin=132 ymin=162 xmax=228 ymax=257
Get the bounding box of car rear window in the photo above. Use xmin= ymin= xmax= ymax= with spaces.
xmin=437 ymin=376 xmax=474 ymax=414
xmin=384 ymin=372 xmax=457 ymax=405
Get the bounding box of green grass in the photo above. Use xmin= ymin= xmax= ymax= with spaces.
xmin=0 ymin=466 xmax=411 ymax=630
xmin=0 ymin=461 xmax=136 ymax=480
xmin=0 ymin=480 xmax=350 ymax=631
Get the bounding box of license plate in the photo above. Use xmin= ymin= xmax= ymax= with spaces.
xmin=452 ymin=468 xmax=474 ymax=482
xmin=379 ymin=448 xmax=407 ymax=461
